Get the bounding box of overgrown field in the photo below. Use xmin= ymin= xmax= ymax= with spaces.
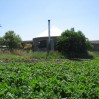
xmin=0 ymin=60 xmax=99 ymax=98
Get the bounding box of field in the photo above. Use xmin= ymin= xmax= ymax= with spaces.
xmin=0 ymin=51 xmax=99 ymax=98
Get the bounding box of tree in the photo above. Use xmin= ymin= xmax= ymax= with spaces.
xmin=4 ymin=31 xmax=22 ymax=51
xmin=0 ymin=37 xmax=4 ymax=46
xmin=56 ymin=28 xmax=92 ymax=58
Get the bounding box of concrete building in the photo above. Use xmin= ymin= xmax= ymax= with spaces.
xmin=90 ymin=40 xmax=99 ymax=51
xmin=33 ymin=26 xmax=62 ymax=51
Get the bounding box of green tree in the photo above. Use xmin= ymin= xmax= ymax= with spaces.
xmin=4 ymin=31 xmax=22 ymax=51
xmin=56 ymin=28 xmax=92 ymax=58
xmin=0 ymin=37 xmax=4 ymax=46
xmin=86 ymin=39 xmax=93 ymax=51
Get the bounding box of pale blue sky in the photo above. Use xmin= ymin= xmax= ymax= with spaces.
xmin=0 ymin=0 xmax=99 ymax=40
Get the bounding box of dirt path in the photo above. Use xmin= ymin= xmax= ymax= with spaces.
xmin=0 ymin=59 xmax=65 ymax=63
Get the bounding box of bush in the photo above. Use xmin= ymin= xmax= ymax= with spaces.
xmin=56 ymin=28 xmax=93 ymax=58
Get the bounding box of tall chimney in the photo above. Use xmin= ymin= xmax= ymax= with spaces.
xmin=47 ymin=20 xmax=51 ymax=54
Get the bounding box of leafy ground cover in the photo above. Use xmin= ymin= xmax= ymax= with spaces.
xmin=0 ymin=60 xmax=99 ymax=98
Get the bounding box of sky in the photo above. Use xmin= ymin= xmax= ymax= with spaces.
xmin=0 ymin=0 xmax=99 ymax=41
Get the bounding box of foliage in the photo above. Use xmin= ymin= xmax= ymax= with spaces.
xmin=4 ymin=31 xmax=22 ymax=51
xmin=0 ymin=50 xmax=33 ymax=61
xmin=86 ymin=40 xmax=93 ymax=50
xmin=56 ymin=28 xmax=93 ymax=58
xmin=0 ymin=60 xmax=99 ymax=98
xmin=0 ymin=50 xmax=65 ymax=61
xmin=32 ymin=51 xmax=65 ymax=59
xmin=89 ymin=51 xmax=99 ymax=59
xmin=0 ymin=50 xmax=99 ymax=61
xmin=0 ymin=37 xmax=4 ymax=46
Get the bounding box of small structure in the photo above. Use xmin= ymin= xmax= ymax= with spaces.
xmin=90 ymin=40 xmax=99 ymax=51
xmin=33 ymin=26 xmax=62 ymax=51
xmin=22 ymin=40 xmax=32 ymax=49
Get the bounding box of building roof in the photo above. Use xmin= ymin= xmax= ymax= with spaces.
xmin=35 ymin=26 xmax=62 ymax=38
xmin=22 ymin=40 xmax=32 ymax=44
xmin=90 ymin=40 xmax=99 ymax=44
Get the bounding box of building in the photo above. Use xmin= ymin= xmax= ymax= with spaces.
xmin=90 ymin=40 xmax=99 ymax=51
xmin=33 ymin=26 xmax=62 ymax=51
xmin=22 ymin=40 xmax=32 ymax=49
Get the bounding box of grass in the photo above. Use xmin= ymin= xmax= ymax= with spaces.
xmin=31 ymin=51 xmax=65 ymax=59
xmin=0 ymin=50 xmax=32 ymax=61
xmin=89 ymin=51 xmax=99 ymax=59
xmin=1 ymin=49 xmax=99 ymax=61
xmin=0 ymin=50 xmax=65 ymax=61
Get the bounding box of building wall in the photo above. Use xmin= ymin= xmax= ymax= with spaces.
xmin=91 ymin=44 xmax=99 ymax=51
xmin=90 ymin=41 xmax=99 ymax=51
xmin=33 ymin=36 xmax=58 ymax=51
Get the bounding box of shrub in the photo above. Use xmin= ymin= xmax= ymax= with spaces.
xmin=56 ymin=28 xmax=93 ymax=58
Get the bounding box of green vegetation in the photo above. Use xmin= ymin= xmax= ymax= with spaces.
xmin=0 ymin=50 xmax=32 ymax=61
xmin=0 ymin=60 xmax=99 ymax=98
xmin=0 ymin=31 xmax=22 ymax=51
xmin=89 ymin=51 xmax=99 ymax=59
xmin=0 ymin=50 xmax=98 ymax=61
xmin=31 ymin=51 xmax=65 ymax=59
xmin=0 ymin=50 xmax=99 ymax=98
xmin=0 ymin=50 xmax=65 ymax=62
xmin=0 ymin=37 xmax=4 ymax=46
xmin=57 ymin=28 xmax=93 ymax=58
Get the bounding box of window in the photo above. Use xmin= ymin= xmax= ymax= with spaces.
xmin=38 ymin=40 xmax=47 ymax=48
